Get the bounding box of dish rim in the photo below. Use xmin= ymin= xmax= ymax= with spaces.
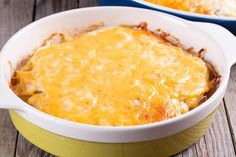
xmin=132 ymin=0 xmax=236 ymax=21
xmin=0 ymin=6 xmax=231 ymax=131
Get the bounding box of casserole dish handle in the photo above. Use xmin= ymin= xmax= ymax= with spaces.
xmin=0 ymin=54 xmax=24 ymax=111
xmin=191 ymin=21 xmax=236 ymax=67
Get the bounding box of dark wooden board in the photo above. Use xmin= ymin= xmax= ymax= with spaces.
xmin=0 ymin=0 xmax=34 ymax=156
xmin=224 ymin=64 xmax=236 ymax=152
xmin=79 ymin=0 xmax=97 ymax=7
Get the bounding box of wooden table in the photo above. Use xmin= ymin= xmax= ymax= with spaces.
xmin=0 ymin=0 xmax=236 ymax=156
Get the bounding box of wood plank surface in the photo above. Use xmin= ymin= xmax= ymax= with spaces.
xmin=0 ymin=0 xmax=34 ymax=48
xmin=34 ymin=0 xmax=79 ymax=20
xmin=0 ymin=0 xmax=236 ymax=157
xmin=173 ymin=102 xmax=235 ymax=157
xmin=0 ymin=110 xmax=17 ymax=157
xmin=79 ymin=0 xmax=97 ymax=7
xmin=204 ymin=102 xmax=235 ymax=157
xmin=0 ymin=0 xmax=34 ymax=157
xmin=194 ymin=137 xmax=208 ymax=157
xmin=16 ymin=134 xmax=54 ymax=157
xmin=224 ymin=64 xmax=236 ymax=151
xmin=182 ymin=144 xmax=197 ymax=157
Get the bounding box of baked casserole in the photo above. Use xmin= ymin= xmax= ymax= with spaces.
xmin=145 ymin=0 xmax=236 ymax=17
xmin=11 ymin=22 xmax=220 ymax=126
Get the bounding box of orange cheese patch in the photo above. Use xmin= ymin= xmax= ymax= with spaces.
xmin=13 ymin=26 xmax=210 ymax=126
xmin=145 ymin=0 xmax=236 ymax=17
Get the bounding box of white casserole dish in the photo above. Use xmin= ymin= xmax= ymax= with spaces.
xmin=0 ymin=7 xmax=235 ymax=155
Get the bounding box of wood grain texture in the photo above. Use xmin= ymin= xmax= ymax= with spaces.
xmin=224 ymin=64 xmax=236 ymax=151
xmin=182 ymin=144 xmax=197 ymax=157
xmin=34 ymin=0 xmax=79 ymax=20
xmin=204 ymin=102 xmax=235 ymax=157
xmin=173 ymin=137 xmax=207 ymax=157
xmin=16 ymin=135 xmax=54 ymax=157
xmin=194 ymin=137 xmax=208 ymax=157
xmin=173 ymin=152 xmax=183 ymax=157
xmin=0 ymin=0 xmax=34 ymax=48
xmin=173 ymin=102 xmax=236 ymax=157
xmin=0 ymin=110 xmax=17 ymax=157
xmin=0 ymin=0 xmax=34 ymax=157
xmin=15 ymin=0 xmax=78 ymax=156
xmin=79 ymin=0 xmax=97 ymax=7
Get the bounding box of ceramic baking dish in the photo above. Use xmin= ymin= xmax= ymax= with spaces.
xmin=0 ymin=7 xmax=236 ymax=157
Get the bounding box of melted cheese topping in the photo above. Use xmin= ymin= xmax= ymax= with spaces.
xmin=145 ymin=0 xmax=236 ymax=17
xmin=12 ymin=26 xmax=211 ymax=126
